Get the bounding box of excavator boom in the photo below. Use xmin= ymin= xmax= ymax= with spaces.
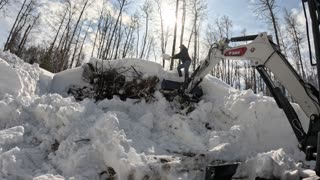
xmin=191 ymin=33 xmax=320 ymax=179
xmin=195 ymin=0 xmax=320 ymax=179
xmin=187 ymin=33 xmax=320 ymax=119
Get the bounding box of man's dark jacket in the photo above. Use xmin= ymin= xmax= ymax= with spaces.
xmin=172 ymin=46 xmax=191 ymax=63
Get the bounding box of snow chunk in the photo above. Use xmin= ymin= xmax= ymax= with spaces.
xmin=0 ymin=126 xmax=24 ymax=147
xmin=0 ymin=51 xmax=45 ymax=96
xmin=89 ymin=112 xmax=146 ymax=179
xmin=38 ymin=68 xmax=54 ymax=95
xmin=33 ymin=174 xmax=64 ymax=180
xmin=238 ymin=149 xmax=303 ymax=179
xmin=0 ymin=59 xmax=22 ymax=98
xmin=50 ymin=67 xmax=89 ymax=96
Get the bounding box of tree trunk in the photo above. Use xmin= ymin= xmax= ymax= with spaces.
xmin=4 ymin=0 xmax=27 ymax=51
xmin=193 ymin=17 xmax=197 ymax=71
xmin=91 ymin=11 xmax=103 ymax=57
xmin=180 ymin=0 xmax=186 ymax=45
xmin=187 ymin=24 xmax=195 ymax=49
xmin=69 ymin=21 xmax=84 ymax=68
xmin=105 ymin=2 xmax=125 ymax=59
xmin=170 ymin=0 xmax=179 ymax=70
xmin=61 ymin=0 xmax=89 ymax=71
xmin=122 ymin=26 xmax=132 ymax=58
xmin=114 ymin=15 xmax=123 ymax=59
xmin=0 ymin=0 xmax=9 ymax=11
xmin=99 ymin=15 xmax=111 ymax=59
xmin=136 ymin=25 xmax=140 ymax=58
xmin=179 ymin=0 xmax=186 ymax=65
xmin=76 ymin=22 xmax=91 ymax=67
xmin=267 ymin=3 xmax=280 ymax=46
xmin=155 ymin=0 xmax=166 ymax=68
xmin=140 ymin=13 xmax=149 ymax=59
xmin=48 ymin=10 xmax=67 ymax=56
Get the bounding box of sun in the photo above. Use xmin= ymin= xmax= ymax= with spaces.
xmin=161 ymin=3 xmax=176 ymax=27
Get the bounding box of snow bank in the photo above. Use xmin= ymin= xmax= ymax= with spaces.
xmin=201 ymin=77 xmax=309 ymax=161
xmin=0 ymin=52 xmax=316 ymax=179
xmin=0 ymin=51 xmax=53 ymax=97
xmin=50 ymin=67 xmax=88 ymax=96
xmin=0 ymin=59 xmax=22 ymax=98
xmin=89 ymin=57 xmax=166 ymax=78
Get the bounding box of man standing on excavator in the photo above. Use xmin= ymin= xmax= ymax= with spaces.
xmin=171 ymin=44 xmax=192 ymax=84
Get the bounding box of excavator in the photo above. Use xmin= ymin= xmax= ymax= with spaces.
xmin=161 ymin=0 xmax=320 ymax=179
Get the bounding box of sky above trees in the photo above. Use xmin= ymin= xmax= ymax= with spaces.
xmin=0 ymin=0 xmax=307 ymax=70
xmin=0 ymin=0 xmax=302 ymax=47
xmin=207 ymin=0 xmax=301 ymax=34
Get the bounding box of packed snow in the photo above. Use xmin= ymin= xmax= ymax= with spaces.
xmin=0 ymin=50 xmax=317 ymax=179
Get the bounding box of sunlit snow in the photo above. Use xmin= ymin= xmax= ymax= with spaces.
xmin=0 ymin=51 xmax=316 ymax=179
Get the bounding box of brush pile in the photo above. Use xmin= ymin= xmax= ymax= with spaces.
xmin=68 ymin=63 xmax=159 ymax=102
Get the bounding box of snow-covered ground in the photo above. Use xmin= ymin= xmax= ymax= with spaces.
xmin=0 ymin=51 xmax=317 ymax=180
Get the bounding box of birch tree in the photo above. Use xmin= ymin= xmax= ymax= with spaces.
xmin=284 ymin=8 xmax=306 ymax=80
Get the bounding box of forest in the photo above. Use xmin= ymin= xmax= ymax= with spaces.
xmin=0 ymin=0 xmax=316 ymax=97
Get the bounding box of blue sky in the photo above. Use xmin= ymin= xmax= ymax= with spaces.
xmin=207 ymin=0 xmax=301 ymax=35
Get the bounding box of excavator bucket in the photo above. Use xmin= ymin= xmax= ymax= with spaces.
xmin=161 ymin=79 xmax=183 ymax=91
xmin=160 ymin=79 xmax=203 ymax=101
xmin=205 ymin=162 xmax=240 ymax=180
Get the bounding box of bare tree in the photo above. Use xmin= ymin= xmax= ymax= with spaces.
xmin=76 ymin=21 xmax=92 ymax=67
xmin=122 ymin=14 xmax=138 ymax=58
xmin=0 ymin=0 xmax=8 ymax=10
xmin=180 ymin=0 xmax=187 ymax=46
xmin=251 ymin=0 xmax=288 ymax=95
xmin=135 ymin=12 xmax=141 ymax=58
xmin=104 ymin=0 xmax=130 ymax=60
xmin=208 ymin=15 xmax=232 ymax=82
xmin=53 ymin=0 xmax=74 ymax=72
xmin=140 ymin=0 xmax=152 ymax=59
xmin=251 ymin=0 xmax=281 ymax=46
xmin=113 ymin=14 xmax=123 ymax=59
xmin=284 ymin=8 xmax=306 ymax=80
xmin=154 ymin=0 xmax=166 ymax=67
xmin=4 ymin=0 xmax=33 ymax=51
xmin=16 ymin=13 xmax=39 ymax=56
xmin=0 ymin=0 xmax=12 ymax=13
xmin=98 ymin=10 xmax=112 ymax=59
xmin=205 ymin=24 xmax=219 ymax=46
xmin=47 ymin=9 xmax=68 ymax=58
xmin=69 ymin=20 xmax=84 ymax=68
xmin=221 ymin=16 xmax=232 ymax=84
xmin=190 ymin=0 xmax=207 ymax=71
xmin=169 ymin=0 xmax=179 ymax=70
xmin=91 ymin=8 xmax=104 ymax=57
xmin=61 ymin=0 xmax=90 ymax=70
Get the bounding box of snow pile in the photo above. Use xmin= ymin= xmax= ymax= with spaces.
xmin=50 ymin=57 xmax=173 ymax=97
xmin=0 ymin=52 xmax=316 ymax=179
xmin=0 ymin=60 xmax=22 ymax=98
xmin=0 ymin=51 xmax=53 ymax=97
xmin=201 ymin=78 xmax=308 ymax=159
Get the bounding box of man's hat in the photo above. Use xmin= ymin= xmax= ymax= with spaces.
xmin=179 ymin=44 xmax=185 ymax=49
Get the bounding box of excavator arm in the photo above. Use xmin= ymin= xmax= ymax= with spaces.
xmin=198 ymin=0 xmax=320 ymax=179
xmin=187 ymin=33 xmax=320 ymax=174
xmin=188 ymin=33 xmax=320 ymax=120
